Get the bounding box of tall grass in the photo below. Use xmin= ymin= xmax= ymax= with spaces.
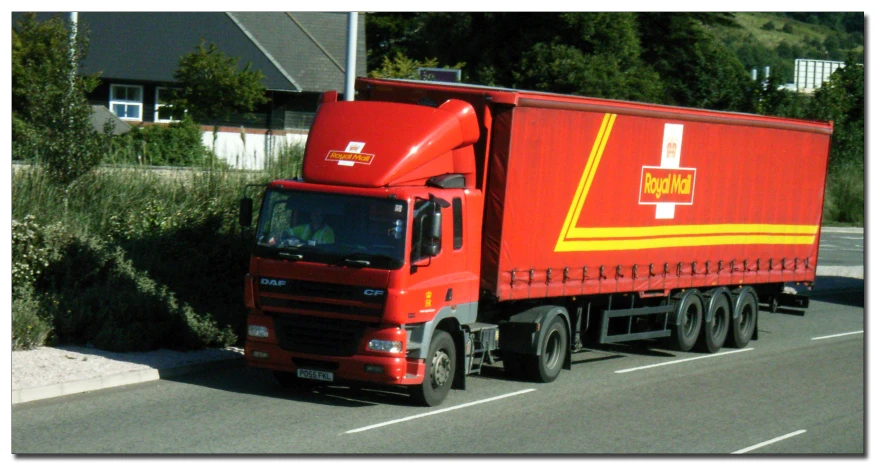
xmin=11 ymin=143 xmax=305 ymax=351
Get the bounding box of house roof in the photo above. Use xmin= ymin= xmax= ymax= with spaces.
xmin=15 ymin=12 xmax=366 ymax=93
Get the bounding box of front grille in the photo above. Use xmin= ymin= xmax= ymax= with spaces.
xmin=273 ymin=314 xmax=368 ymax=357
xmin=260 ymin=297 xmax=382 ymax=317
xmin=259 ymin=279 xmax=387 ymax=305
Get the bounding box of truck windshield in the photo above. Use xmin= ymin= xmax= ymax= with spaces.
xmin=254 ymin=188 xmax=407 ymax=269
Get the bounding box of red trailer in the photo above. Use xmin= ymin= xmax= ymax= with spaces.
xmin=240 ymin=78 xmax=832 ymax=406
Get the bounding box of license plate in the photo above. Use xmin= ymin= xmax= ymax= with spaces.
xmin=297 ymin=368 xmax=334 ymax=382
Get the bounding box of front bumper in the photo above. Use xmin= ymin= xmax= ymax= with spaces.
xmin=245 ymin=341 xmax=426 ymax=385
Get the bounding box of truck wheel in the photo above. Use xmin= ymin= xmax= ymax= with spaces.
xmin=729 ymin=289 xmax=758 ymax=348
xmin=410 ymin=330 xmax=456 ymax=407
xmin=671 ymin=290 xmax=703 ymax=352
xmin=697 ymin=293 xmax=730 ymax=353
xmin=524 ymin=315 xmax=567 ymax=383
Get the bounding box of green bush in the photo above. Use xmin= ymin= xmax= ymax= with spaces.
xmin=761 ymin=21 xmax=776 ymax=31
xmin=823 ymin=164 xmax=864 ymax=225
xmin=12 ymin=284 xmax=53 ymax=351
xmin=38 ymin=230 xmax=237 ymax=351
xmin=110 ymin=118 xmax=221 ymax=167
xmin=12 ymin=215 xmax=54 ymax=289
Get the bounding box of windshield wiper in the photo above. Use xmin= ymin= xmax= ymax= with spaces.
xmin=278 ymin=251 xmax=304 ymax=260
xmin=332 ymin=252 xmax=400 ymax=268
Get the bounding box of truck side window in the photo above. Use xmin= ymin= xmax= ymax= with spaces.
xmin=452 ymin=197 xmax=463 ymax=250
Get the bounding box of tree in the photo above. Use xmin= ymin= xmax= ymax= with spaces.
xmin=169 ymin=41 xmax=268 ymax=124
xmin=368 ymin=51 xmax=464 ymax=80
xmin=806 ymin=61 xmax=864 ymax=171
xmin=637 ymin=13 xmax=755 ymax=111
xmin=12 ymin=13 xmax=104 ymax=185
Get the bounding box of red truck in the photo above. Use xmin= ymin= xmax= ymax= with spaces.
xmin=239 ymin=77 xmax=832 ymax=406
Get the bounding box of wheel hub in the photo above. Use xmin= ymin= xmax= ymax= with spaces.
xmin=431 ymin=350 xmax=451 ymax=387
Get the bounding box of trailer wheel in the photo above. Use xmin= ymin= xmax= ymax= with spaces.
xmin=697 ymin=293 xmax=730 ymax=353
xmin=524 ymin=315 xmax=567 ymax=383
xmin=671 ymin=290 xmax=703 ymax=352
xmin=729 ymin=289 xmax=758 ymax=348
xmin=410 ymin=330 xmax=456 ymax=407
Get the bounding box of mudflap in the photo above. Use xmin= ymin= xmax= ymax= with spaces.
xmin=498 ymin=305 xmax=572 ymax=369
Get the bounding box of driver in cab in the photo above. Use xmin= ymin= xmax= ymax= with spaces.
xmin=282 ymin=211 xmax=335 ymax=246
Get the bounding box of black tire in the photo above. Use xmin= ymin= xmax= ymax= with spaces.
xmin=523 ymin=316 xmax=567 ymax=383
xmin=728 ymin=289 xmax=758 ymax=348
xmin=501 ymin=351 xmax=527 ymax=380
xmin=410 ymin=330 xmax=456 ymax=407
xmin=697 ymin=293 xmax=730 ymax=353
xmin=671 ymin=290 xmax=704 ymax=352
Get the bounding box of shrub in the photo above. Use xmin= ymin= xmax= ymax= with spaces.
xmin=782 ymin=23 xmax=794 ymax=33
xmin=761 ymin=21 xmax=776 ymax=31
xmin=110 ymin=118 xmax=221 ymax=167
xmin=823 ymin=163 xmax=864 ymax=224
xmin=12 ymin=284 xmax=53 ymax=351
xmin=39 ymin=232 xmax=238 ymax=351
xmin=12 ymin=215 xmax=53 ymax=289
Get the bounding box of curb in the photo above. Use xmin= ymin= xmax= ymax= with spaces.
xmin=12 ymin=355 xmax=245 ymax=405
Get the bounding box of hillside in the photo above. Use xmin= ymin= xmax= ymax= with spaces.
xmin=703 ymin=12 xmax=863 ymax=84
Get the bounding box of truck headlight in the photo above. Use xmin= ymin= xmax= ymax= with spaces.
xmin=368 ymin=339 xmax=403 ymax=353
xmin=248 ymin=325 xmax=269 ymax=338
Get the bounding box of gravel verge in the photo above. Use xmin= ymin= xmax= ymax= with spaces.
xmin=12 ymin=345 xmax=244 ymax=392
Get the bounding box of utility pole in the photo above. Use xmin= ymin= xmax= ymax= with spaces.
xmin=344 ymin=12 xmax=357 ymax=101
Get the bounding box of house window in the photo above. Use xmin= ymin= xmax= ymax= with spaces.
xmin=155 ymin=87 xmax=181 ymax=122
xmin=110 ymin=84 xmax=143 ymax=121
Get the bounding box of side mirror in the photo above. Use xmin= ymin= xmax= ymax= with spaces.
xmin=420 ymin=241 xmax=440 ymax=257
xmin=239 ymin=198 xmax=253 ymax=227
xmin=428 ymin=210 xmax=442 ymax=239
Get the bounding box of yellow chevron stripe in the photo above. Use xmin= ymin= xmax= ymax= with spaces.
xmin=565 ymin=223 xmax=820 ymax=239
xmin=555 ymin=113 xmax=616 ymax=251
xmin=554 ymin=234 xmax=816 ymax=252
xmin=554 ymin=114 xmax=818 ymax=252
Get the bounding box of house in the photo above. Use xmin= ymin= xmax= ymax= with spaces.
xmin=15 ymin=12 xmax=367 ymax=169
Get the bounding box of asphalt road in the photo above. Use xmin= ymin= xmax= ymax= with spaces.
xmin=12 ymin=233 xmax=865 ymax=455
xmin=819 ymin=229 xmax=865 ymax=267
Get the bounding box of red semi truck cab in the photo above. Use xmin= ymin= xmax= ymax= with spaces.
xmin=243 ymin=85 xmax=487 ymax=405
xmin=242 ymin=77 xmax=831 ymax=407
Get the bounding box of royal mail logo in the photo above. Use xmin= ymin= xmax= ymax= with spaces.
xmin=326 ymin=150 xmax=375 ymax=166
xmin=666 ymin=141 xmax=678 ymax=159
xmin=639 ymin=166 xmax=696 ymax=205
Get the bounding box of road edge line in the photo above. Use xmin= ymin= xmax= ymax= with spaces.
xmin=732 ymin=429 xmax=807 ymax=454
xmin=614 ymin=348 xmax=754 ymax=374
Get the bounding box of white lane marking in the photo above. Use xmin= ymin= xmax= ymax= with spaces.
xmin=343 ymin=389 xmax=537 ymax=434
xmin=837 ymin=236 xmax=864 ymax=240
xmin=732 ymin=430 xmax=807 ymax=454
xmin=614 ymin=348 xmax=753 ymax=374
xmin=812 ymin=330 xmax=864 ymax=341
